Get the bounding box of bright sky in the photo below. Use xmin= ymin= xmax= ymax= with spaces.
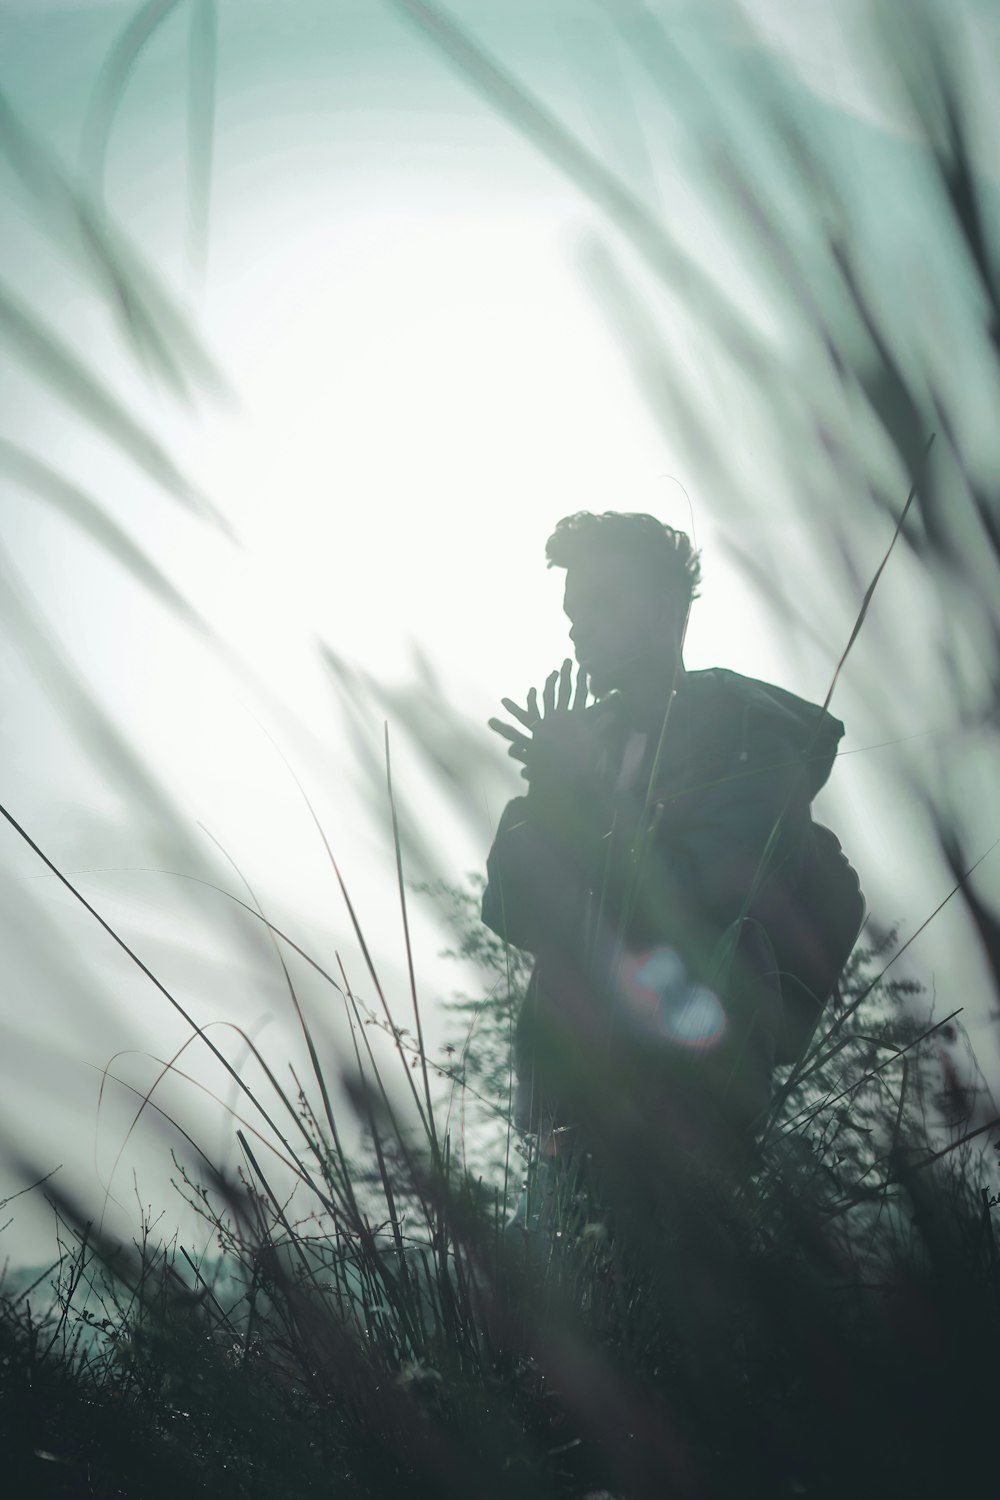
xmin=2 ymin=0 xmax=998 ymax=1260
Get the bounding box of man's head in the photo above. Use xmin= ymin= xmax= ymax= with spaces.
xmin=545 ymin=511 xmax=701 ymax=697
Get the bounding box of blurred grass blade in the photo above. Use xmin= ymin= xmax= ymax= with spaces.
xmin=198 ymin=823 xmax=361 ymax=1211
xmin=0 ymin=441 xmax=355 ymax=789
xmin=79 ymin=0 xmax=186 ymax=200
xmin=186 ymin=0 xmax=217 ymax=294
xmin=0 ymin=86 xmax=189 ymax=403
xmin=872 ymin=0 xmax=1000 ymax=353
xmin=0 ymin=774 xmax=340 ymax=1212
xmin=0 ymin=438 xmax=213 ymax=631
xmin=319 ymin=643 xmax=458 ymax=886
xmin=387 ymin=0 xmax=764 ymax=375
xmin=0 ymin=279 xmax=232 ymax=535
xmin=384 ymin=722 xmax=439 ymax=1160
xmin=0 ymin=536 xmax=197 ymax=837
xmin=932 ymin=814 xmax=1000 ymax=1004
xmin=578 ymin=234 xmax=734 ymax=493
xmin=558 ymin=8 xmax=659 ymax=206
xmin=0 ymin=88 xmax=229 ymax=404
xmin=815 ymin=434 xmax=934 ymax=718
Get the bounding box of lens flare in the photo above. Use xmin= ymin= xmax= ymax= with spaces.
xmin=617 ymin=947 xmax=727 ymax=1050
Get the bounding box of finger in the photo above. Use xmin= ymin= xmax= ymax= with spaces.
xmin=572 ymin=664 xmax=589 ymax=711
xmin=543 ymin=669 xmax=558 ymax=717
xmin=500 ymin=697 xmax=533 ymax=728
xmin=557 ymin=657 xmax=573 ymax=711
xmin=488 ymin=718 xmax=531 ymax=753
xmin=527 ymin=687 xmax=539 ymax=724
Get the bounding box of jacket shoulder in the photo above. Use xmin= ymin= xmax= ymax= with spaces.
xmin=685 ymin=669 xmax=845 ymax=796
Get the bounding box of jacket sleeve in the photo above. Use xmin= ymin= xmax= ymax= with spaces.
xmin=481 ymin=784 xmax=611 ymax=955
xmin=650 ymin=720 xmax=813 ymax=934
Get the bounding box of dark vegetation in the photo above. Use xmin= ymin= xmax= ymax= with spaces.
xmin=3 ymin=1 xmax=1000 ymax=1496
xmin=1 ymin=903 xmax=997 ymax=1499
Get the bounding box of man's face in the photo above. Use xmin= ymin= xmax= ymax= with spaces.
xmin=563 ymin=550 xmax=677 ymax=696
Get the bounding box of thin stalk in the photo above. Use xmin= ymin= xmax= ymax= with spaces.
xmin=199 ymin=824 xmax=359 ymax=1209
xmin=384 ymin=722 xmax=440 ymax=1162
xmin=0 ymin=800 xmax=357 ymax=1226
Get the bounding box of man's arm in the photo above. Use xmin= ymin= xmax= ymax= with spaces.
xmin=481 ymin=795 xmax=595 ymax=954
xmin=483 ymin=661 xmax=611 ymax=954
xmin=482 ymin=738 xmax=614 ymax=954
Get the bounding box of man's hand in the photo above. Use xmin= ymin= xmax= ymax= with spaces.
xmin=488 ymin=658 xmax=591 ymax=793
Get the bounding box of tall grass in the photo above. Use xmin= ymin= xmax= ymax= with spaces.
xmin=1 ymin=881 xmax=997 ymax=1498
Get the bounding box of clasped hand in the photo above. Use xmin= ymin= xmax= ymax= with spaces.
xmin=488 ymin=658 xmax=594 ymax=797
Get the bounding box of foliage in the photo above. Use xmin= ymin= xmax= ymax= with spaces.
xmin=4 ymin=878 xmax=1000 ymax=1497
xmin=416 ymin=872 xmax=530 ymax=1184
xmin=3 ymin=1 xmax=1000 ymax=1496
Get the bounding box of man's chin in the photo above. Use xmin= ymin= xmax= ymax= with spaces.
xmin=577 ymin=651 xmax=627 ymax=696
xmin=584 ymin=664 xmax=618 ymax=697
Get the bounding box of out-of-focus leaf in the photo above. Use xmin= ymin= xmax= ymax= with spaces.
xmin=79 ymin=0 xmax=186 ymax=198
xmin=0 ymin=89 xmax=228 ymax=405
xmin=930 ymin=810 xmax=1000 ymax=1019
xmin=0 ymin=538 xmax=190 ymax=846
xmin=186 ymin=0 xmax=218 ymax=292
xmin=0 ymin=439 xmax=210 ymax=634
xmin=387 ymin=0 xmax=764 ymax=376
xmin=873 ymin=0 xmax=1000 ymax=354
xmin=579 ymin=234 xmax=736 ymax=498
xmin=0 ymin=280 xmax=232 ymax=536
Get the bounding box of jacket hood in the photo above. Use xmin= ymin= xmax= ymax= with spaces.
xmin=693 ymin=669 xmax=845 ymax=797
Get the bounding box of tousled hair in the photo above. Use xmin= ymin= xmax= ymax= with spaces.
xmin=545 ymin=511 xmax=702 ymax=624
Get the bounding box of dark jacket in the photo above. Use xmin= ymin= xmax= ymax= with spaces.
xmin=482 ymin=669 xmax=862 ymax=1128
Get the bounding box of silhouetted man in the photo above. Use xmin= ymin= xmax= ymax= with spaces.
xmin=483 ymin=512 xmax=863 ymax=1198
